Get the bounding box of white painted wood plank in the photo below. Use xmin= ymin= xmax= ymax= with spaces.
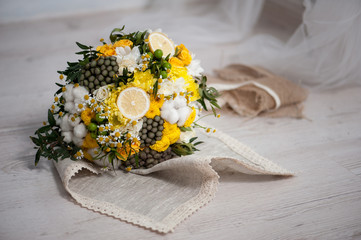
xmin=1 ymin=10 xmax=361 ymax=240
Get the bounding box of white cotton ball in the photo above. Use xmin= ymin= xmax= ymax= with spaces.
xmin=177 ymin=107 xmax=192 ymax=126
xmin=61 ymin=131 xmax=73 ymax=143
xmin=73 ymin=123 xmax=87 ymax=138
xmin=161 ymin=108 xmax=179 ymax=124
xmin=64 ymin=102 xmax=75 ymax=113
xmin=173 ymin=96 xmax=187 ymax=109
xmin=68 ymin=115 xmax=81 ymax=128
xmin=63 ymin=84 xmax=74 ymax=102
xmin=161 ymin=99 xmax=174 ymax=110
xmin=55 ymin=116 xmax=62 ymax=126
xmin=72 ymin=86 xmax=88 ymax=101
xmin=72 ymin=136 xmax=84 ymax=147
xmin=60 ymin=114 xmax=72 ymax=132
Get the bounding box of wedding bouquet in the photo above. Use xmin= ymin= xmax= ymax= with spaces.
xmin=30 ymin=27 xmax=219 ymax=171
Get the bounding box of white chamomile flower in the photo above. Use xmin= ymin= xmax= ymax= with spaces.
xmin=75 ymin=101 xmax=86 ymax=112
xmin=111 ymin=128 xmax=122 ymax=141
xmin=74 ymin=149 xmax=84 ymax=160
xmin=96 ymin=135 xmax=106 ymax=145
xmin=116 ymin=46 xmax=141 ymax=74
xmin=68 ymin=114 xmax=81 ymax=127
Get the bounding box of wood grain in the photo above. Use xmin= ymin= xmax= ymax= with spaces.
xmin=1 ymin=10 xmax=361 ymax=240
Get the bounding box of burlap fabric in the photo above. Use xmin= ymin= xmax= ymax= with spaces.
xmin=208 ymin=64 xmax=308 ymax=118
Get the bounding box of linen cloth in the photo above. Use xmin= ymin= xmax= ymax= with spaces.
xmin=54 ymin=125 xmax=293 ymax=233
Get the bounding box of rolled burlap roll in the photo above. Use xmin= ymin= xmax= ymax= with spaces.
xmin=208 ymin=64 xmax=308 ymax=118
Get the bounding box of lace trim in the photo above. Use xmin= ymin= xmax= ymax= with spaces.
xmin=54 ymin=125 xmax=293 ymax=233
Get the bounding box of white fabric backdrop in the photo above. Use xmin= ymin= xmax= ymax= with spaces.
xmin=114 ymin=0 xmax=361 ymax=89
xmin=3 ymin=0 xmax=360 ymax=88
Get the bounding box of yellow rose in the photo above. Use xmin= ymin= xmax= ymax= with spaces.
xmin=177 ymin=44 xmax=192 ymax=66
xmin=113 ymin=39 xmax=133 ymax=48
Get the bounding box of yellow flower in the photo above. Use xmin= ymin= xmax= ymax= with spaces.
xmin=128 ymin=69 xmax=156 ymax=93
xmin=81 ymin=108 xmax=95 ymax=126
xmin=82 ymin=149 xmax=93 ymax=161
xmin=145 ymin=95 xmax=164 ymax=118
xmin=150 ymin=137 xmax=170 ymax=152
xmin=96 ymin=44 xmax=116 ymax=56
xmin=116 ymin=139 xmax=141 ymax=161
xmin=169 ymin=57 xmax=184 ymax=67
xmin=150 ymin=121 xmax=180 ymax=152
xmin=96 ymin=40 xmax=133 ymax=57
xmin=176 ymin=44 xmax=192 ymax=66
xmin=169 ymin=66 xmax=200 ymax=101
xmin=113 ymin=39 xmax=133 ymax=48
xmin=183 ymin=107 xmax=196 ymax=127
xmin=104 ymin=86 xmax=128 ymax=128
xmin=82 ymin=133 xmax=99 ymax=149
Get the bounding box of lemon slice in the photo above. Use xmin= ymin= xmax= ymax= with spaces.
xmin=148 ymin=32 xmax=175 ymax=57
xmin=117 ymin=87 xmax=150 ymax=119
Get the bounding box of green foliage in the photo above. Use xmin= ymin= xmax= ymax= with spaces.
xmin=57 ymin=42 xmax=100 ymax=85
xmin=196 ymin=75 xmax=221 ymax=116
xmin=30 ymin=110 xmax=80 ymax=165
xmin=171 ymin=137 xmax=203 ymax=156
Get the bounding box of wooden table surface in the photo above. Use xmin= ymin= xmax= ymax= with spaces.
xmin=1 ymin=11 xmax=361 ymax=240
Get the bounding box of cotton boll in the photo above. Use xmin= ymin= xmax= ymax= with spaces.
xmin=63 ymin=84 xmax=74 ymax=102
xmin=73 ymin=123 xmax=87 ymax=138
xmin=173 ymin=96 xmax=187 ymax=109
xmin=72 ymin=86 xmax=88 ymax=101
xmin=72 ymin=136 xmax=84 ymax=147
xmin=61 ymin=131 xmax=73 ymax=143
xmin=161 ymin=98 xmax=174 ymax=109
xmin=60 ymin=114 xmax=72 ymax=132
xmin=55 ymin=116 xmax=62 ymax=126
xmin=161 ymin=108 xmax=179 ymax=124
xmin=177 ymin=107 xmax=192 ymax=126
xmin=64 ymin=102 xmax=75 ymax=113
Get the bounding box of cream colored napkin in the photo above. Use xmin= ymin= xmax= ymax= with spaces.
xmin=54 ymin=125 xmax=293 ymax=233
xmin=208 ymin=64 xmax=308 ymax=118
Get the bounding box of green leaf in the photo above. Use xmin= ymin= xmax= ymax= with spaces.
xmin=189 ymin=137 xmax=197 ymax=143
xmin=30 ymin=136 xmax=41 ymax=146
xmin=35 ymin=125 xmax=52 ymax=134
xmin=35 ymin=149 xmax=41 ymax=166
xmin=48 ymin=109 xmax=56 ymax=126
xmin=76 ymin=42 xmax=91 ymax=50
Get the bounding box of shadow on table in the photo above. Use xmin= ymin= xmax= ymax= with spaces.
xmin=218 ymin=171 xmax=291 ymax=183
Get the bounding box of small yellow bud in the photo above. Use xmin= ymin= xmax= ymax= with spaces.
xmin=125 ymin=166 xmax=132 ymax=172
xmin=206 ymin=128 xmax=211 ymax=133
xmin=59 ymin=74 xmax=64 ymax=80
xmin=100 ymin=38 xmax=104 ymax=42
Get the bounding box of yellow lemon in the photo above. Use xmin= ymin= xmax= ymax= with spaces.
xmin=148 ymin=32 xmax=175 ymax=57
xmin=117 ymin=87 xmax=150 ymax=119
